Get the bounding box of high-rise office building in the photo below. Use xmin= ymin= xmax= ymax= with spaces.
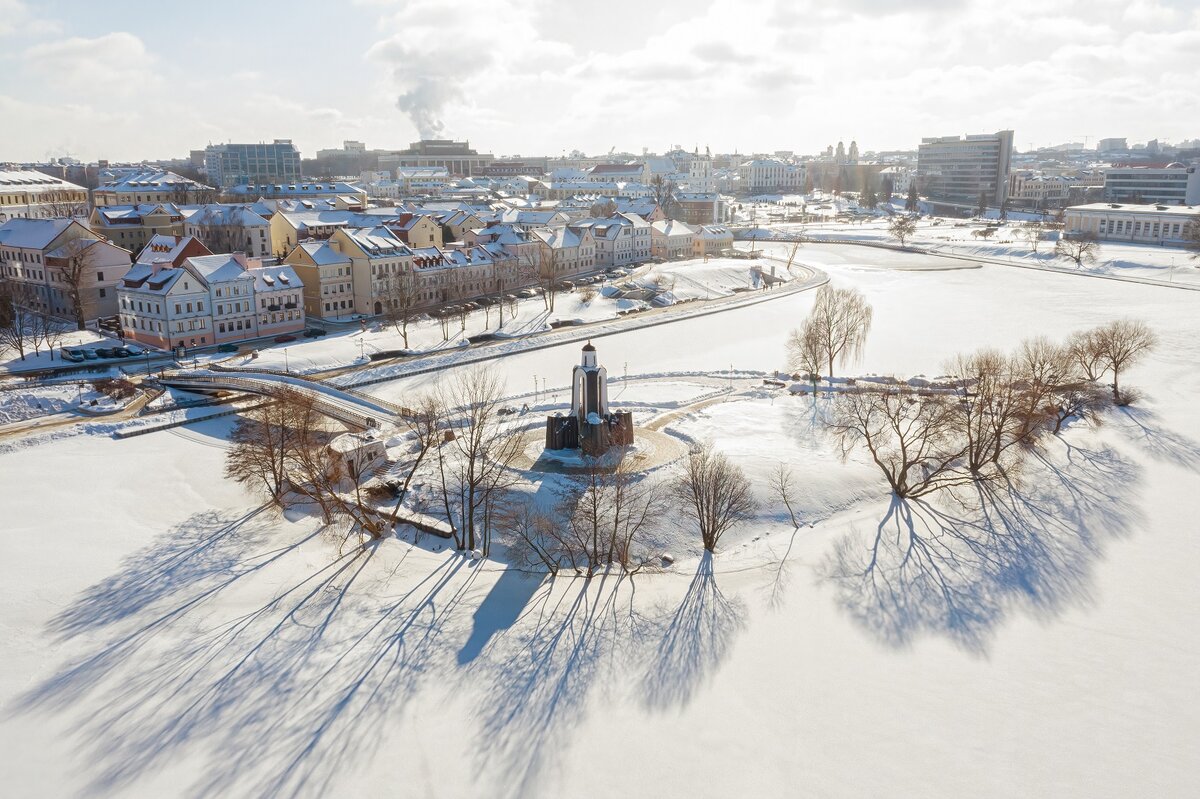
xmin=204 ymin=140 xmax=302 ymax=188
xmin=917 ymin=130 xmax=1014 ymax=206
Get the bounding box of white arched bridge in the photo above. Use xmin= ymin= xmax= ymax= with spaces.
xmin=156 ymin=367 xmax=405 ymax=430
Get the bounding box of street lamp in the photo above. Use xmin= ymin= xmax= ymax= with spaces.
xmin=284 ymin=347 xmax=290 ymax=373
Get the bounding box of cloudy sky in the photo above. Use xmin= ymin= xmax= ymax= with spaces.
xmin=2 ymin=0 xmax=1198 ymax=162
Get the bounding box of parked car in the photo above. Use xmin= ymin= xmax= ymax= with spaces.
xmin=80 ymin=349 xmax=99 ymax=360
xmin=273 ymin=334 xmax=297 ymax=344
xmin=216 ymin=343 xmax=239 ymax=353
xmin=61 ymin=349 xmax=85 ymax=363
xmin=95 ymin=347 xmax=116 ymax=358
xmin=123 ymin=345 xmax=143 ymax=356
xmin=302 ymin=327 xmax=327 ymax=338
xmin=111 ymin=347 xmax=133 ymax=358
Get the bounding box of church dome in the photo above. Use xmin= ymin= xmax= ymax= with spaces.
xmin=582 ymin=341 xmax=596 ymax=352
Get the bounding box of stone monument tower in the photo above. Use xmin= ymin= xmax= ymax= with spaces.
xmin=545 ymin=341 xmax=634 ymax=454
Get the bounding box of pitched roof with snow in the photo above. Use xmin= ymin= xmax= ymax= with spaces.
xmin=97 ymin=171 xmax=212 ymax=192
xmin=185 ymin=203 xmax=270 ymax=227
xmin=135 ymin=234 xmax=209 ymax=265
xmin=0 ymin=217 xmax=76 ymax=249
xmin=186 ymin=254 xmax=251 ymax=284
xmin=252 ymin=264 xmax=303 ymax=293
xmin=296 ymin=240 xmax=352 ymax=265
xmin=344 ymin=226 xmax=412 ymax=258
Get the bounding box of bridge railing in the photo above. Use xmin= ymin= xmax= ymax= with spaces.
xmin=209 ymin=363 xmax=408 ymax=416
xmin=159 ymin=373 xmax=379 ymax=429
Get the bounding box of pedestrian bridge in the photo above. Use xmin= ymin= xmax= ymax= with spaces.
xmin=156 ymin=367 xmax=405 ymax=430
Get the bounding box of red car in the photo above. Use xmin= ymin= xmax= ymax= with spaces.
xmin=274 ymin=334 xmax=297 ymax=344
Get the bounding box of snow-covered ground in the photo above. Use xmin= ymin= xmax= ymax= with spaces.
xmin=243 ymin=255 xmax=778 ymax=376
xmin=767 ymin=216 xmax=1200 ymax=286
xmin=2 ymin=246 xmax=1199 ymax=797
xmin=0 ymin=328 xmax=119 ymax=374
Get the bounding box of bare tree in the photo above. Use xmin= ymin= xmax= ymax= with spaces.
xmin=1184 ymin=219 xmax=1200 ymax=262
xmin=971 ymin=226 xmax=997 ymax=240
xmin=829 ymin=388 xmax=971 ymax=499
xmin=520 ymin=239 xmax=561 ymax=313
xmin=944 ymin=349 xmax=1024 ymax=474
xmin=1021 ymin=221 xmax=1045 ymax=255
xmin=785 ymin=322 xmax=824 ymax=394
xmin=802 ymin=284 xmax=873 ymax=379
xmin=1066 ymin=327 xmax=1108 ymax=382
xmin=501 ymin=501 xmax=570 ymax=575
xmin=1093 ymin=319 xmax=1157 ymax=405
xmin=380 ymin=268 xmax=420 ymax=348
xmin=390 ymin=393 xmax=444 ymax=511
xmin=27 ymin=308 xmax=64 ymax=360
xmin=557 ymin=457 xmax=664 ymax=575
xmin=1055 ymin=232 xmax=1100 ymax=268
xmin=285 ymin=392 xmax=381 ymax=535
xmin=37 ymin=188 xmax=89 ymax=219
xmin=1013 ymin=336 xmax=1082 ymax=436
xmin=434 ymin=366 xmax=524 ymax=554
xmin=674 ymin=442 xmax=758 ymax=552
xmin=770 ymin=463 xmax=801 ymax=529
xmin=0 ymin=279 xmax=38 ymax=362
xmin=888 ymin=215 xmax=916 ymax=247
xmin=225 ymin=397 xmax=298 ymax=507
xmin=225 ymin=389 xmax=383 ymax=536
xmin=52 ymin=237 xmax=100 ymax=330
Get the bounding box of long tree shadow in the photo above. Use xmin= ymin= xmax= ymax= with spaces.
xmin=1112 ymin=405 xmax=1200 ymax=471
xmin=10 ymin=507 xmax=484 ymax=799
xmin=642 ymin=551 xmax=746 ymax=711
xmin=821 ymin=437 xmax=1140 ymax=653
xmin=465 ymin=572 xmax=658 ymax=798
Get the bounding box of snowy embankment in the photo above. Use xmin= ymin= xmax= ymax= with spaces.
xmin=2 ymin=251 xmax=1199 ymax=797
xmin=245 ymin=254 xmax=788 ymax=376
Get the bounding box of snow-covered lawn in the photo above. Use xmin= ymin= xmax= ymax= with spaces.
xmin=769 ymin=216 xmax=1200 ymax=285
xmin=2 ymin=250 xmax=1199 ymax=797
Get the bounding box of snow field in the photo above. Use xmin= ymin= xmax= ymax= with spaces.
xmin=1 ymin=247 xmax=1199 ymax=797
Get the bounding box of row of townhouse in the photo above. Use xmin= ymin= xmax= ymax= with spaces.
xmin=90 ymin=202 xmax=273 ymax=258
xmin=0 ymin=218 xmax=131 ymax=323
xmin=267 ymin=208 xmax=450 ymax=256
xmin=283 ymin=225 xmax=523 ymax=320
xmin=567 ymin=212 xmax=652 ymax=268
xmin=118 ymin=242 xmax=304 ymax=350
xmin=92 ymin=170 xmax=215 ymax=207
xmin=0 ymin=170 xmax=89 ymax=221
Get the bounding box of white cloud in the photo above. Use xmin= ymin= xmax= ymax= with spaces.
xmin=2 ymin=0 xmax=1198 ymax=162
xmin=24 ymin=32 xmax=156 ymax=89
xmin=0 ymin=0 xmax=60 ymax=37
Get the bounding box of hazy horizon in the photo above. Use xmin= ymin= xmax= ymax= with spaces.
xmin=2 ymin=0 xmax=1197 ymax=162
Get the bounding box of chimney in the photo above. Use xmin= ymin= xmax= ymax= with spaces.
xmin=329 ymin=238 xmax=341 ymax=253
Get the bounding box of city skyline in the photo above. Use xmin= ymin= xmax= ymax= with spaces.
xmin=2 ymin=0 xmax=1198 ymax=162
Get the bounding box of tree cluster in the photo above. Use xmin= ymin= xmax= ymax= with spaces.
xmin=829 ymin=320 xmax=1157 ymax=498
xmin=225 ymin=389 xmax=383 ymax=536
